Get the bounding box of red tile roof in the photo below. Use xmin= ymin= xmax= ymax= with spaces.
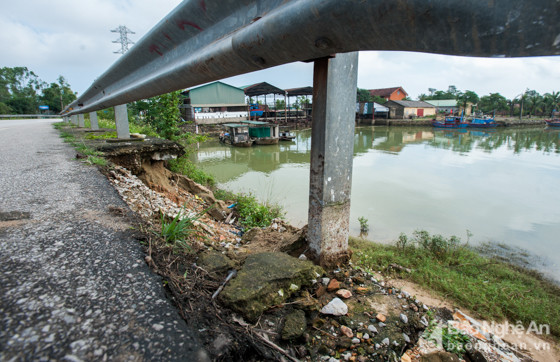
xmin=369 ymin=87 xmax=407 ymax=97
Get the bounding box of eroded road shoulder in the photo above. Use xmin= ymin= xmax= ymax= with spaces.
xmin=0 ymin=120 xmax=207 ymax=361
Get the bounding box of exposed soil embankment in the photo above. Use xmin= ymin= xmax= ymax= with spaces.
xmin=62 ymin=125 xmax=559 ymax=361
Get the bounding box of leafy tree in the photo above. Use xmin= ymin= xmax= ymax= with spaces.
xmin=543 ymin=91 xmax=560 ymax=116
xmin=357 ymin=88 xmax=373 ymax=102
xmin=0 ymin=66 xmax=44 ymax=114
xmin=40 ymin=77 xmax=77 ymax=114
xmin=130 ymin=90 xmax=183 ymax=140
xmin=0 ymin=67 xmax=76 ymax=114
xmin=275 ymin=99 xmax=285 ymax=110
xmin=524 ymin=90 xmax=543 ymax=117
xmin=479 ymin=93 xmax=508 ymax=114
xmin=456 ymin=90 xmax=479 ymax=110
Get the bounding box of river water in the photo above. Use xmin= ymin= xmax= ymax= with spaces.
xmin=192 ymin=126 xmax=560 ymax=281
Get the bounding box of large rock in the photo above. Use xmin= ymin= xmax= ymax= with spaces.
xmin=219 ymin=252 xmax=324 ymax=322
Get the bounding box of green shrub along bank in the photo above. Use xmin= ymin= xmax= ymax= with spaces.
xmin=168 ymin=155 xmax=215 ymax=188
xmin=351 ymin=231 xmax=560 ymax=340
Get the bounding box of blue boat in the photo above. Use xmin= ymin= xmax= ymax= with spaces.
xmin=468 ymin=116 xmax=497 ymax=128
xmin=545 ymin=119 xmax=560 ymax=127
xmin=432 ymin=115 xmax=469 ymax=128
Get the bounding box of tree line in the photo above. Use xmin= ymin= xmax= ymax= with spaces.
xmin=418 ymin=85 xmax=559 ymax=117
xmin=356 ymin=85 xmax=559 ymax=117
xmin=0 ymin=67 xmax=77 ymax=114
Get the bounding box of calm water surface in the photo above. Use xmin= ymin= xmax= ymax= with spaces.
xmin=193 ymin=126 xmax=560 ymax=281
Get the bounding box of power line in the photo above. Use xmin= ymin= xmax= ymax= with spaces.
xmin=111 ymin=25 xmax=135 ymax=54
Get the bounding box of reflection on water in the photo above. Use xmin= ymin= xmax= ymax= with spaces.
xmin=193 ymin=126 xmax=560 ymax=281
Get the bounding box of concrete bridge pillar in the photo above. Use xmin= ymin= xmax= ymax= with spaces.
xmin=71 ymin=115 xmax=78 ymax=125
xmin=308 ymin=52 xmax=358 ymax=267
xmin=78 ymin=114 xmax=85 ymax=127
xmin=114 ymin=105 xmax=130 ymax=139
xmin=89 ymin=112 xmax=99 ymax=131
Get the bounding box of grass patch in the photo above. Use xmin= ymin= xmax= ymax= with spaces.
xmin=351 ymin=231 xmax=560 ymax=340
xmin=168 ymin=155 xmax=216 ymax=188
xmin=85 ymin=156 xmax=107 ymax=166
xmin=85 ymin=131 xmax=118 ymax=140
xmin=160 ymin=208 xmax=206 ymax=253
xmin=234 ymin=193 xmax=283 ymax=229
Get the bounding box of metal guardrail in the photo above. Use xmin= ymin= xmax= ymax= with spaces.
xmin=0 ymin=115 xmax=61 ymax=118
xmin=62 ymin=0 xmax=560 ymax=115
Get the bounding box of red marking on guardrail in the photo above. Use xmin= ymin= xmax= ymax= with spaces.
xmin=177 ymin=20 xmax=203 ymax=31
xmin=149 ymin=44 xmax=163 ymax=56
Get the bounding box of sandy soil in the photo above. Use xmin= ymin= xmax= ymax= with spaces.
xmin=388 ymin=278 xmax=560 ymax=362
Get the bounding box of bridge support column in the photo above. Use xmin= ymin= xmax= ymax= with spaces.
xmin=89 ymin=112 xmax=99 ymax=130
xmin=114 ymin=104 xmax=130 ymax=139
xmin=78 ymin=114 xmax=85 ymax=127
xmin=63 ymin=116 xmax=68 ymax=123
xmin=71 ymin=115 xmax=78 ymax=125
xmin=308 ymin=52 xmax=359 ymax=267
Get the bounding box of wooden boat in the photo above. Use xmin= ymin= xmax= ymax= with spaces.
xmin=545 ymin=119 xmax=560 ymax=127
xmin=432 ymin=116 xmax=469 ymax=128
xmin=468 ymin=116 xmax=497 ymax=128
xmin=241 ymin=120 xmax=280 ymax=145
xmin=219 ymin=124 xmax=253 ymax=147
xmin=279 ymin=130 xmax=296 ymax=141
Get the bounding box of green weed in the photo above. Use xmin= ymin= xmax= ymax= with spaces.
xmin=160 ymin=207 xmax=206 ymax=252
xmin=234 ymin=193 xmax=283 ymax=229
xmin=358 ymin=216 xmax=369 ymax=233
xmin=85 ymin=156 xmax=107 ymax=167
xmin=351 ymin=233 xmax=560 ymax=339
xmin=168 ymin=156 xmax=215 ymax=187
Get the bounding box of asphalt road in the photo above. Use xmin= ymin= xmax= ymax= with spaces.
xmin=0 ymin=119 xmax=208 ymax=361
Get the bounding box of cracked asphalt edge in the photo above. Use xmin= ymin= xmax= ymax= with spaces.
xmin=0 ymin=120 xmax=209 ymax=361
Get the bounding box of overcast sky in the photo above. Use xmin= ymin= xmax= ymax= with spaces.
xmin=2 ymin=0 xmax=559 ymax=101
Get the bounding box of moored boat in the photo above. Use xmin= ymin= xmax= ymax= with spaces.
xmin=279 ymin=130 xmax=296 ymax=141
xmin=432 ymin=116 xmax=469 ymax=128
xmin=241 ymin=120 xmax=280 ymax=145
xmin=545 ymin=119 xmax=560 ymax=127
xmin=219 ymin=124 xmax=254 ymax=147
xmin=468 ymin=116 xmax=497 ymax=128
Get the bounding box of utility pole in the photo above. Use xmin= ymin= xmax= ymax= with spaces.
xmin=111 ymin=25 xmax=135 ymax=54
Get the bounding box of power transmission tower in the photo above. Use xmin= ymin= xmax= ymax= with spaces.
xmin=111 ymin=25 xmax=135 ymax=54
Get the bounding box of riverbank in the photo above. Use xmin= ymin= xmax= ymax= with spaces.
xmin=55 ymin=122 xmax=560 ymax=361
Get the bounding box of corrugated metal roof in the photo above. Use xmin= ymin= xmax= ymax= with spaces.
xmin=186 ymin=81 xmax=245 ymax=106
xmin=387 ymin=100 xmax=436 ymax=108
xmin=242 ymin=82 xmax=285 ymax=96
xmin=425 ymin=99 xmax=457 ymax=107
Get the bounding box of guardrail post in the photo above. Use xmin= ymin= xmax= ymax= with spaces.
xmin=78 ymin=114 xmax=85 ymax=127
xmin=71 ymin=115 xmax=78 ymax=125
xmin=114 ymin=104 xmax=130 ymax=139
xmin=89 ymin=112 xmax=99 ymax=130
xmin=308 ymin=52 xmax=358 ymax=267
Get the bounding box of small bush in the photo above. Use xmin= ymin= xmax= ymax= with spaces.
xmin=168 ymin=156 xmax=215 ymax=187
xmin=358 ymin=216 xmax=369 ymax=233
xmin=235 ymin=193 xmax=283 ymax=229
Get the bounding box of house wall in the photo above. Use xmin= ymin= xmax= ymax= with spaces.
xmin=388 ymin=89 xmax=407 ymax=101
xmin=193 ymin=111 xmax=248 ymax=125
xmin=389 ymin=106 xmax=436 ymax=119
